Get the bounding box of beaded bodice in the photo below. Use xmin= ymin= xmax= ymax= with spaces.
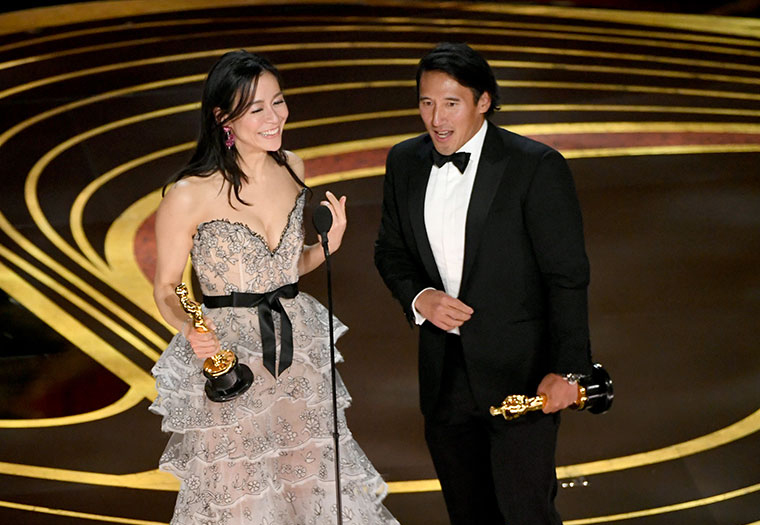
xmin=190 ymin=189 xmax=306 ymax=296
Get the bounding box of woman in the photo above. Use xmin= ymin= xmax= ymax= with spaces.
xmin=150 ymin=50 xmax=399 ymax=525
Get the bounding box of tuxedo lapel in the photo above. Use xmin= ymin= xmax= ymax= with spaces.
xmin=461 ymin=123 xmax=510 ymax=294
xmin=408 ymin=139 xmax=444 ymax=289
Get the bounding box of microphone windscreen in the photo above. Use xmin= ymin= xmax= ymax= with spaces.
xmin=312 ymin=204 xmax=333 ymax=234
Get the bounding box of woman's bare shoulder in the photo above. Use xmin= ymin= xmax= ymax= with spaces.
xmin=159 ymin=174 xmax=223 ymax=217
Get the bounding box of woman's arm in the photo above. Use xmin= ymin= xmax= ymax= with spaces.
xmin=153 ymin=179 xmax=220 ymax=358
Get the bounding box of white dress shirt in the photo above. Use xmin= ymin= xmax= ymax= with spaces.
xmin=413 ymin=120 xmax=488 ymax=334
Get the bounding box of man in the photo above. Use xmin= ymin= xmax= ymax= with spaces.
xmin=374 ymin=42 xmax=593 ymax=524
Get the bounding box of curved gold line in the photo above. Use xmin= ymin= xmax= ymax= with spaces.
xmin=489 ymin=60 xmax=760 ymax=87
xmin=2 ymin=14 xmax=757 ymax=55
xmin=0 ymin=257 xmax=156 ymax=398
xmin=496 ymin=80 xmax=760 ymax=102
xmin=558 ymin=408 xmax=760 ymax=479
xmin=294 ymin=121 xmax=760 ymax=159
xmin=216 ymin=104 xmax=760 ymax=132
xmin=475 ymin=43 xmax=760 ymax=75
xmin=564 ymin=144 xmax=760 ymax=158
xmin=565 ymin=483 xmax=760 ymax=524
xmin=284 ymin=78 xmax=760 ymax=102
xmin=1 ymin=0 xmax=758 ymax=40
xmin=304 ymin=145 xmax=760 ymax=179
xmin=386 ymin=479 xmax=440 ymax=493
xmin=513 ymin=121 xmax=760 ymax=133
xmin=103 ymin=191 xmax=163 ymax=327
xmin=308 ymin=167 xmax=387 ymax=187
xmin=0 ymin=51 xmax=214 ymax=100
xmin=0 ymin=388 xmax=143 ymax=428
xmin=280 ymin=57 xmax=760 ymax=87
xmin=0 ymin=500 xmax=165 ymax=525
xmin=0 ymin=462 xmax=179 ymax=490
xmin=494 ymin=104 xmax=760 ymax=118
xmin=461 ymin=3 xmax=760 ymax=39
xmin=305 ymin=145 xmax=760 ymax=181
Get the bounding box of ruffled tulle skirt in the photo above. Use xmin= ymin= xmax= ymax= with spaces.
xmin=150 ymin=293 xmax=398 ymax=525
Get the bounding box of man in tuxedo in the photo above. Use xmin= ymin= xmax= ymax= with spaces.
xmin=374 ymin=42 xmax=593 ymax=524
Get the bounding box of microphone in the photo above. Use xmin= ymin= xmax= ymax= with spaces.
xmin=311 ymin=202 xmax=342 ymax=524
xmin=312 ymin=204 xmax=333 ymax=251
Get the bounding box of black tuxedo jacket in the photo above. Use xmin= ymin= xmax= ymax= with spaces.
xmin=375 ymin=121 xmax=593 ymax=416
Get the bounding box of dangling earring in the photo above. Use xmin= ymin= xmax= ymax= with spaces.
xmin=223 ymin=126 xmax=235 ymax=149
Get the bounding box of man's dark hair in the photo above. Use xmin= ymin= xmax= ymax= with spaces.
xmin=416 ymin=42 xmax=501 ymax=117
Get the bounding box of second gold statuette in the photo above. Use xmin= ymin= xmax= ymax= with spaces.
xmin=490 ymin=363 xmax=613 ymax=421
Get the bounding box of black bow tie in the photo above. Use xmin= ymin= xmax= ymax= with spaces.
xmin=431 ymin=149 xmax=471 ymax=173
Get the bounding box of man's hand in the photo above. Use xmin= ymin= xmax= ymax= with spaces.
xmin=414 ymin=289 xmax=474 ymax=331
xmin=537 ymin=373 xmax=579 ymax=413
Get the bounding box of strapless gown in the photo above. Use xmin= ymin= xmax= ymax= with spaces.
xmin=150 ymin=189 xmax=399 ymax=525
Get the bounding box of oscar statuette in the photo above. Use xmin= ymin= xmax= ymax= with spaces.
xmin=175 ymin=283 xmax=253 ymax=402
xmin=490 ymin=363 xmax=613 ymax=421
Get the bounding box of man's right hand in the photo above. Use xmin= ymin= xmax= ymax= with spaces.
xmin=414 ymin=289 xmax=474 ymax=331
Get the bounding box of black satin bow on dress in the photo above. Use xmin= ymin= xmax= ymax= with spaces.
xmin=203 ymin=283 xmax=299 ymax=378
xmin=431 ymin=149 xmax=471 ymax=173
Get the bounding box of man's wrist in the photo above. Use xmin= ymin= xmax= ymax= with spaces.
xmin=411 ymin=287 xmax=435 ymax=325
xmin=560 ymin=373 xmax=586 ymax=385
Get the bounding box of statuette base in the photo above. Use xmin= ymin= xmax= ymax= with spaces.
xmin=203 ymin=363 xmax=254 ymax=402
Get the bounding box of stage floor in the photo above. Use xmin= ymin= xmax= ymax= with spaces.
xmin=0 ymin=1 xmax=759 ymax=524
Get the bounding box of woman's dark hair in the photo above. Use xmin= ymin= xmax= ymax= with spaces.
xmin=416 ymin=42 xmax=501 ymax=117
xmin=168 ymin=50 xmax=307 ymax=205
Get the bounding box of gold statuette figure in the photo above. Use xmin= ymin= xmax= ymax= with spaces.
xmin=490 ymin=387 xmax=588 ymax=421
xmin=175 ymin=283 xmax=253 ymax=402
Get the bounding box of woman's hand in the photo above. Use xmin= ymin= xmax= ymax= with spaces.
xmin=319 ymin=191 xmax=347 ymax=253
xmin=182 ymin=318 xmax=222 ymax=359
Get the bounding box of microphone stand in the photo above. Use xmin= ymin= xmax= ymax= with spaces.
xmin=314 ymin=208 xmax=343 ymax=525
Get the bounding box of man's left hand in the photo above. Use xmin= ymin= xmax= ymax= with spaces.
xmin=537 ymin=373 xmax=579 ymax=413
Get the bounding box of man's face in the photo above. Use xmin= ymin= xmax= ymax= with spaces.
xmin=418 ymin=70 xmax=490 ymax=156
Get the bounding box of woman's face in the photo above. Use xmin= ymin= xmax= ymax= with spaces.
xmin=227 ymin=71 xmax=288 ymax=155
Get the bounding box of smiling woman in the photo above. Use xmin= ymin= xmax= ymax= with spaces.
xmin=149 ymin=49 xmax=396 ymax=525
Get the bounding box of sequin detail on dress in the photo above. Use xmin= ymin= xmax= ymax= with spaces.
xmin=150 ymin=189 xmax=399 ymax=525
